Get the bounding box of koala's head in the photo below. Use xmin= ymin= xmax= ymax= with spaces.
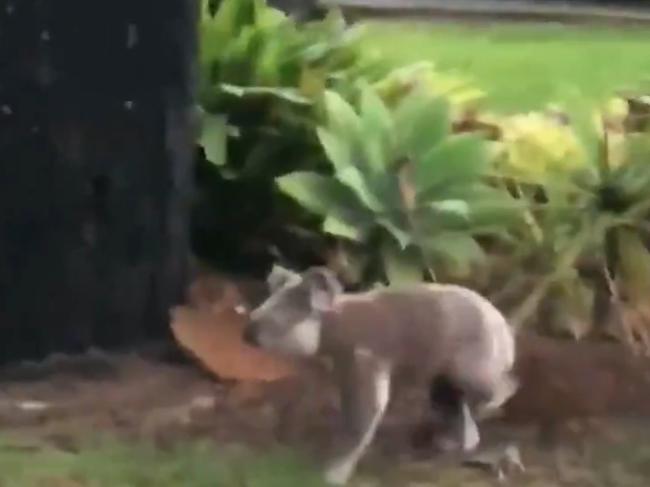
xmin=243 ymin=265 xmax=343 ymax=357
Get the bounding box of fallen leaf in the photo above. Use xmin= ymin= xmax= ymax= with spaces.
xmin=170 ymin=280 xmax=297 ymax=383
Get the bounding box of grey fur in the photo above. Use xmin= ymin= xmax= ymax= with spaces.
xmin=244 ymin=265 xmax=518 ymax=485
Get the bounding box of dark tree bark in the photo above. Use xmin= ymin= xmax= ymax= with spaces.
xmin=0 ymin=0 xmax=198 ymax=363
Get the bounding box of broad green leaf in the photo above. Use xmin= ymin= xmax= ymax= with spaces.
xmin=359 ymin=84 xmax=393 ymax=135
xmin=199 ymin=113 xmax=228 ymax=167
xmin=361 ymin=124 xmax=390 ymax=174
xmin=317 ymin=127 xmax=352 ymax=172
xmin=378 ymin=217 xmax=411 ymax=249
xmin=337 ymin=166 xmax=385 ymax=213
xmin=461 ymin=187 xmax=527 ymax=228
xmin=359 ymin=83 xmax=395 ymax=171
xmin=415 ymin=134 xmax=488 ymax=199
xmin=322 ymin=215 xmax=367 ymax=242
xmin=421 ymin=232 xmax=485 ymax=277
xmin=380 ymin=239 xmax=422 ymax=285
xmin=467 ymin=203 xmax=525 ymax=233
xmin=276 ymin=171 xmax=359 ymax=217
xmin=414 ymin=205 xmax=470 ymax=234
xmin=429 ymin=200 xmax=470 ymax=220
xmin=321 ymin=90 xmax=362 ymax=145
xmin=394 ymin=91 xmax=451 ymax=161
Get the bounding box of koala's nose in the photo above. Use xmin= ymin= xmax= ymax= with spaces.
xmin=242 ymin=326 xmax=258 ymax=346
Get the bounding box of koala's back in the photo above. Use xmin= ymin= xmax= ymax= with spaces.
xmin=322 ymin=283 xmax=510 ymax=378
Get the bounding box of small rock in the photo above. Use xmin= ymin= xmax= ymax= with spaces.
xmin=190 ymin=395 xmax=216 ymax=410
xmin=16 ymin=400 xmax=51 ymax=412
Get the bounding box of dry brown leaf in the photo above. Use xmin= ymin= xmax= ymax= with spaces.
xmin=170 ymin=280 xmax=297 ymax=383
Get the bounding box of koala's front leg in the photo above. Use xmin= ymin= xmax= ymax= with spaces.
xmin=325 ymin=348 xmax=391 ymax=486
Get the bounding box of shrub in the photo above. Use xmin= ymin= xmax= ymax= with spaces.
xmin=193 ymin=0 xmax=492 ymax=274
xmin=193 ymin=0 xmax=387 ymax=270
xmin=198 ymin=0 xmax=386 ymax=179
xmin=496 ymin=100 xmax=650 ymax=347
xmin=277 ymin=84 xmax=523 ymax=284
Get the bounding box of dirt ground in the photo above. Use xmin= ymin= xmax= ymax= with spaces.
xmin=0 ymin=341 xmax=649 ymax=486
xmin=0 ymin=270 xmax=648 ymax=485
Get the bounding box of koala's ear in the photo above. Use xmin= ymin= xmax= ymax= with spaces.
xmin=302 ymin=267 xmax=343 ymax=312
xmin=267 ymin=264 xmax=299 ymax=291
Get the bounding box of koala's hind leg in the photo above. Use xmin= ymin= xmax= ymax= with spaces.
xmin=325 ymin=348 xmax=391 ymax=485
xmin=450 ymin=359 xmax=518 ymax=421
xmin=429 ymin=376 xmax=480 ymax=453
xmin=477 ymin=371 xmax=518 ymax=418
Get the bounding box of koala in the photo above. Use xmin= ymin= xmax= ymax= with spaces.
xmin=243 ymin=265 xmax=518 ymax=485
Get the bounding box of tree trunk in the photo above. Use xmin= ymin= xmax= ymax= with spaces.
xmin=0 ymin=0 xmax=198 ymax=363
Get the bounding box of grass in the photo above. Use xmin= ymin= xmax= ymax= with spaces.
xmin=0 ymin=437 xmax=327 ymax=487
xmin=2 ymin=430 xmax=650 ymax=486
xmin=360 ymin=21 xmax=650 ymax=112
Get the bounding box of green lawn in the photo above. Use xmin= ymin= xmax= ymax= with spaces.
xmin=361 ymin=21 xmax=650 ymax=112
xmin=0 ymin=437 xmax=326 ymax=487
xmin=3 ymin=430 xmax=650 ymax=486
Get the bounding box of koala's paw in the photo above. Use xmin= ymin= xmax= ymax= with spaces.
xmin=324 ymin=459 xmax=354 ymax=485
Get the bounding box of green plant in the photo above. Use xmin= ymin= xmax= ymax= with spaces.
xmin=193 ymin=0 xmax=392 ymax=270
xmin=197 ymin=0 xmax=486 ymax=181
xmin=197 ymin=0 xmax=386 ymax=180
xmin=193 ymin=0 xmax=503 ymax=274
xmin=0 ymin=436 xmax=327 ymax=487
xmin=500 ymin=101 xmax=650 ymax=346
xmin=277 ymin=84 xmax=522 ymax=284
xmin=371 ymin=61 xmax=486 ymax=117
